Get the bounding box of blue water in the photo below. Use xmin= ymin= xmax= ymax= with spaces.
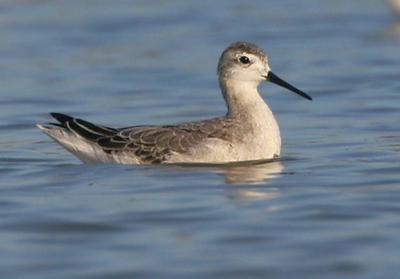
xmin=1 ymin=0 xmax=400 ymax=278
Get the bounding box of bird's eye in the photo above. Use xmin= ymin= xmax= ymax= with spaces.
xmin=239 ymin=56 xmax=250 ymax=64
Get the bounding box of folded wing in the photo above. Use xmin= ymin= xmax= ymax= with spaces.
xmin=49 ymin=113 xmax=235 ymax=164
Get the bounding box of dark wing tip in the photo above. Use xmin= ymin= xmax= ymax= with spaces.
xmin=50 ymin=113 xmax=74 ymax=125
xmin=49 ymin=112 xmax=120 ymax=143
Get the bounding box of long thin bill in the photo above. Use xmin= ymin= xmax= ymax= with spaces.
xmin=266 ymin=71 xmax=312 ymax=101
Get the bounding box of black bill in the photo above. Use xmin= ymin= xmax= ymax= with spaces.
xmin=265 ymin=71 xmax=312 ymax=101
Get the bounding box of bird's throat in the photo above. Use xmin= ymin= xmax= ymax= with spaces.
xmin=219 ymin=78 xmax=266 ymax=118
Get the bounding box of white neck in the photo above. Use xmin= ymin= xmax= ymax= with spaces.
xmin=219 ymin=78 xmax=267 ymax=118
xmin=219 ymin=77 xmax=282 ymax=158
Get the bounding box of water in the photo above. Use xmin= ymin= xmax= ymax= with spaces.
xmin=1 ymin=0 xmax=400 ymax=278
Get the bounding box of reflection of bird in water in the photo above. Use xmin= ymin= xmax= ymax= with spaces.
xmin=218 ymin=159 xmax=284 ymax=202
xmin=159 ymin=159 xmax=284 ymax=202
xmin=217 ymin=159 xmax=283 ymax=184
xmin=384 ymin=21 xmax=400 ymax=37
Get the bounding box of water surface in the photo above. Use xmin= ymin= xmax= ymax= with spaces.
xmin=1 ymin=0 xmax=400 ymax=278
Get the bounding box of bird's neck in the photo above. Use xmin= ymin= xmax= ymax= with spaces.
xmin=219 ymin=78 xmax=270 ymax=119
xmin=219 ymin=77 xmax=281 ymax=158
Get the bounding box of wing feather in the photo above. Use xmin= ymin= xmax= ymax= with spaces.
xmin=66 ymin=119 xmax=103 ymax=141
xmin=48 ymin=113 xmax=236 ymax=164
xmin=118 ymin=117 xmax=236 ymax=163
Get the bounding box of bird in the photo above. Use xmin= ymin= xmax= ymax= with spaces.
xmin=388 ymin=0 xmax=400 ymax=16
xmin=37 ymin=41 xmax=312 ymax=164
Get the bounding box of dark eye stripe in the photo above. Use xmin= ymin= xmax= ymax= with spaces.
xmin=239 ymin=56 xmax=250 ymax=64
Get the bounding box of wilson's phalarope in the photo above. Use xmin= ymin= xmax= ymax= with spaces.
xmin=37 ymin=42 xmax=312 ymax=164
